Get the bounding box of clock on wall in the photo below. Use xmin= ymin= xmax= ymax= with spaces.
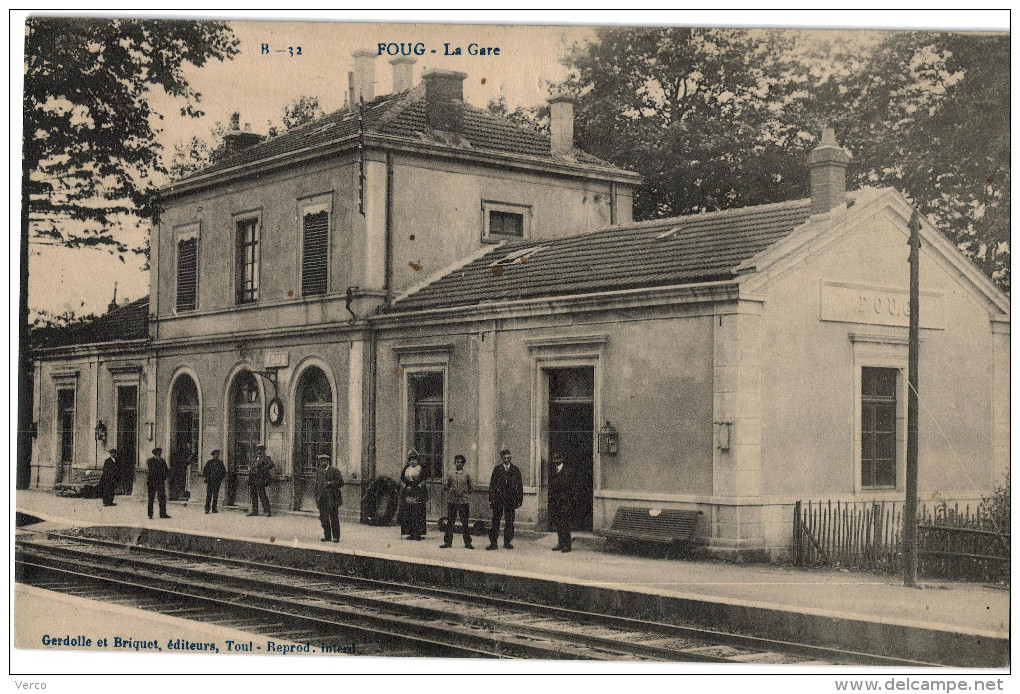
xmin=268 ymin=397 xmax=284 ymax=426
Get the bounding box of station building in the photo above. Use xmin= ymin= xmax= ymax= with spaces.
xmin=28 ymin=53 xmax=1009 ymax=559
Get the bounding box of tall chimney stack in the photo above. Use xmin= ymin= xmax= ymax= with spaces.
xmin=548 ymin=92 xmax=575 ymax=154
xmin=390 ymin=56 xmax=415 ymax=93
xmin=352 ymin=49 xmax=376 ymax=104
xmin=807 ymin=127 xmax=851 ymax=215
xmin=422 ymin=69 xmax=467 ymax=133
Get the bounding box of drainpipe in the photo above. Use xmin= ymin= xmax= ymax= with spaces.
xmin=385 ymin=152 xmax=394 ymax=306
xmin=610 ymin=182 xmax=618 ymax=225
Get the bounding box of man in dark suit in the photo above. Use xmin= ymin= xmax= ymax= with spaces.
xmin=247 ymin=445 xmax=275 ymax=517
xmin=99 ymin=447 xmax=118 ymax=507
xmin=202 ymin=449 xmax=226 ymax=514
xmin=313 ymin=453 xmax=344 ymax=543
xmin=487 ymin=448 xmax=524 ymax=550
xmin=146 ymin=447 xmax=171 ymax=519
xmin=548 ymin=450 xmax=574 ymax=552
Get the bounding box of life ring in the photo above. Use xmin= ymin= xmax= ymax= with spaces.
xmin=361 ymin=476 xmax=400 ymax=526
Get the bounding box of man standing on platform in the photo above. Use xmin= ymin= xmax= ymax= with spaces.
xmin=247 ymin=445 xmax=275 ymax=517
xmin=313 ymin=453 xmax=344 ymax=543
xmin=548 ymin=450 xmax=574 ymax=553
xmin=440 ymin=454 xmax=474 ymax=549
xmin=146 ymin=447 xmax=171 ymax=519
xmin=99 ymin=447 xmax=118 ymax=507
xmin=487 ymin=448 xmax=523 ymax=550
xmin=203 ymin=449 xmax=226 ymax=514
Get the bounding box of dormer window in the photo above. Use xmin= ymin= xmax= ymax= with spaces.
xmin=482 ymin=201 xmax=531 ymax=243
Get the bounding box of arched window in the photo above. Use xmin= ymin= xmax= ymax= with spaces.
xmin=228 ymin=371 xmax=261 ymax=475
xmin=296 ymin=367 xmax=333 ymax=480
xmin=170 ymin=375 xmax=200 ymax=474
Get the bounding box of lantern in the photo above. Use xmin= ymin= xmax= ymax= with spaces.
xmin=598 ymin=420 xmax=618 ymax=455
xmin=94 ymin=421 xmax=108 ymax=442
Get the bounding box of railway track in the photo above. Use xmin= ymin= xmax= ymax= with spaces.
xmin=15 ymin=529 xmax=935 ymax=664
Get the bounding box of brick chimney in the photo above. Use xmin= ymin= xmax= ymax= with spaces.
xmin=352 ymin=49 xmax=376 ymax=103
xmin=423 ymin=69 xmax=467 ymax=133
xmin=390 ymin=56 xmax=415 ymax=93
xmin=548 ymin=92 xmax=575 ymax=154
xmin=222 ymin=112 xmax=263 ymax=154
xmin=807 ymin=127 xmax=851 ymax=215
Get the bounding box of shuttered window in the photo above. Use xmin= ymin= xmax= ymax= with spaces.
xmin=302 ymin=210 xmax=329 ymax=296
xmin=176 ymin=237 xmax=198 ymax=312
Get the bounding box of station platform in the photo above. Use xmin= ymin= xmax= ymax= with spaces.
xmin=14 ymin=489 xmax=1009 ymax=666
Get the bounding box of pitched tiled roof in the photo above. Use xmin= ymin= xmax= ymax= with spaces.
xmin=172 ymin=85 xmax=632 ymax=184
xmin=389 ymin=199 xmax=814 ymax=313
xmin=30 ymin=297 xmax=149 ymax=350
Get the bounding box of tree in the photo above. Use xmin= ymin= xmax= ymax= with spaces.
xmin=486 ymin=95 xmax=548 ymax=133
xmin=559 ymin=27 xmax=810 ymax=219
xmin=170 ymin=95 xmax=325 ymax=180
xmin=167 ymin=120 xmax=228 ymax=182
xmin=24 ymin=18 xmax=239 ymax=252
xmin=799 ymin=32 xmax=1009 ymax=289
xmin=268 ymin=94 xmax=326 ymax=137
xmin=20 ymin=17 xmax=238 ymax=489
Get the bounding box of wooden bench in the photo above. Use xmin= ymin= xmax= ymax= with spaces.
xmin=54 ymin=468 xmax=104 ymax=498
xmin=600 ymin=506 xmax=703 ymax=559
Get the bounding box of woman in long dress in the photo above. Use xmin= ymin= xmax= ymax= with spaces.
xmin=399 ymin=450 xmax=428 ymax=540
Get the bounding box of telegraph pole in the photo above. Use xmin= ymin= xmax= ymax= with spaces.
xmin=903 ymin=209 xmax=921 ymax=587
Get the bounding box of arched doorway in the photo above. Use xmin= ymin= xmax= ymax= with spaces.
xmin=294 ymin=366 xmax=333 ymax=510
xmin=169 ymin=375 xmax=199 ymax=500
xmin=227 ymin=370 xmax=262 ymax=506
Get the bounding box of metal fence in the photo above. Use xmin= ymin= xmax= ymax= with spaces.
xmin=793 ymin=499 xmax=1009 ymax=582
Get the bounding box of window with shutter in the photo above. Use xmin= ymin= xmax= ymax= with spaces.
xmin=302 ymin=210 xmax=329 ymax=296
xmin=176 ymin=237 xmax=198 ymax=312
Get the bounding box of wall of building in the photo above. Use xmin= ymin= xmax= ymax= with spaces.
xmin=31 ymin=350 xmax=150 ymax=490
xmin=152 ymin=333 xmax=354 ymax=513
xmin=154 ymin=155 xmax=362 ymax=337
xmin=373 ymin=301 xmax=715 ymax=530
xmin=755 ymin=207 xmax=1006 ymax=555
xmin=388 ymin=154 xmax=630 ymax=295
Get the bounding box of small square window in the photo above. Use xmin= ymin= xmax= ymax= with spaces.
xmin=482 ymin=201 xmax=531 ymax=242
xmin=490 ymin=211 xmax=523 ymax=237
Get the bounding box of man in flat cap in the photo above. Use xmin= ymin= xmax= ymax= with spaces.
xmin=313 ymin=453 xmax=344 ymax=543
xmin=99 ymin=447 xmax=118 ymax=507
xmin=202 ymin=449 xmax=226 ymax=514
xmin=247 ymin=444 xmax=276 ymax=517
xmin=487 ymin=448 xmax=523 ymax=550
xmin=146 ymin=447 xmax=170 ymax=519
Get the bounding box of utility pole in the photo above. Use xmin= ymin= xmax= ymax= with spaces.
xmin=903 ymin=209 xmax=921 ymax=587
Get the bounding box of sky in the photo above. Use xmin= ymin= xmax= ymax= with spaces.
xmin=14 ymin=10 xmax=1011 ymax=318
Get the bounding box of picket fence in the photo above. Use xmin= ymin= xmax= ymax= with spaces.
xmin=792 ymin=499 xmax=1009 ymax=582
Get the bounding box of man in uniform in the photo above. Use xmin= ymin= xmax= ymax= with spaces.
xmin=99 ymin=447 xmax=118 ymax=507
xmin=440 ymin=454 xmax=473 ymax=549
xmin=548 ymin=450 xmax=574 ymax=553
xmin=202 ymin=449 xmax=226 ymax=514
xmin=247 ymin=445 xmax=275 ymax=517
xmin=313 ymin=453 xmax=344 ymax=543
xmin=487 ymin=448 xmax=523 ymax=550
xmin=146 ymin=447 xmax=171 ymax=519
